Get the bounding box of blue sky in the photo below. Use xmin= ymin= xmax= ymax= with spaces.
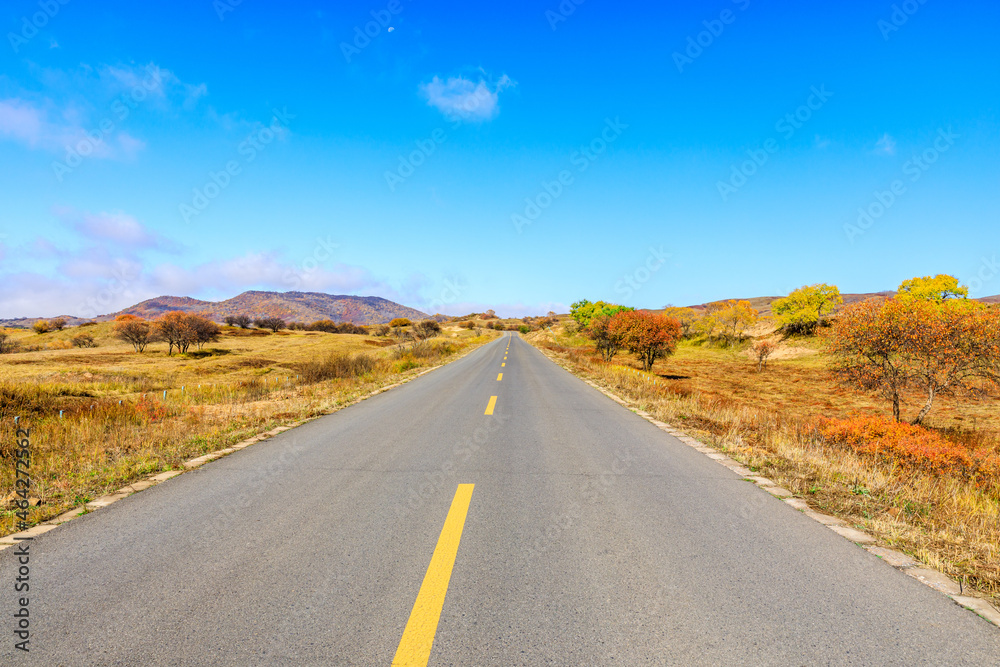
xmin=1 ymin=0 xmax=998 ymax=318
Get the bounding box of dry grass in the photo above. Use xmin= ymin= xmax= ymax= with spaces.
xmin=529 ymin=323 xmax=1000 ymax=605
xmin=0 ymin=323 xmax=499 ymax=536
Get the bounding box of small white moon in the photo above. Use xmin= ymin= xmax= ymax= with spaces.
xmin=388 ymin=27 xmax=395 ymax=32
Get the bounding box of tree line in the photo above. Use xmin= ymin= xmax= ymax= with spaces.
xmin=571 ymin=274 xmax=1000 ymax=425
xmin=113 ymin=313 xmax=221 ymax=354
xmin=109 ymin=312 xmax=460 ymax=355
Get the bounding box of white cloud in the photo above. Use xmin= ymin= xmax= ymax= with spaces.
xmin=62 ymin=209 xmax=165 ymax=249
xmin=116 ymin=132 xmax=146 ymax=156
xmin=0 ymin=62 xmax=207 ymax=160
xmin=874 ymin=133 xmax=896 ymax=155
xmin=0 ymin=98 xmax=44 ymax=146
xmin=0 ymin=211 xmax=416 ymax=317
xmin=0 ymin=249 xmax=394 ymax=318
xmin=99 ymin=63 xmax=208 ymax=110
xmin=419 ymin=73 xmax=514 ymax=122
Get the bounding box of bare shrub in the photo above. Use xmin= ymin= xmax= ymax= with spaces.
xmin=414 ymin=320 xmax=442 ymax=339
xmin=299 ymin=352 xmax=384 ymax=383
xmin=254 ymin=317 xmax=286 ymax=332
xmin=753 ymin=340 xmax=777 ymax=371
xmin=113 ymin=315 xmax=151 ymax=352
xmin=0 ymin=333 xmax=19 ymax=354
xmin=71 ymin=333 xmax=97 ymax=348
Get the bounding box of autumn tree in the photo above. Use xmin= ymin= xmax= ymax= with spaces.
xmin=308 ymin=319 xmax=339 ymax=333
xmin=695 ymin=302 xmax=726 ymax=338
xmin=830 ymin=297 xmax=1000 ymax=423
xmin=254 ymin=317 xmax=286 ymax=332
xmin=897 ymin=274 xmax=968 ymax=302
xmin=0 ymin=333 xmax=17 ymax=354
xmin=341 ymin=323 xmax=368 ymax=335
xmin=190 ymin=316 xmax=221 ymax=350
xmin=414 ymin=320 xmax=442 ymax=339
xmin=51 ymin=317 xmax=68 ymax=331
xmin=662 ymin=306 xmax=699 ymax=338
xmin=716 ymin=300 xmax=759 ymax=345
xmin=389 ymin=318 xmax=411 ymax=328
xmin=153 ymin=312 xmax=196 ymax=355
xmin=71 ymin=332 xmax=96 ymax=348
xmin=905 ymin=299 xmax=1000 ymax=423
xmin=608 ymin=310 xmax=682 ymax=371
xmin=587 ymin=313 xmax=624 ymax=362
xmin=113 ymin=315 xmax=152 ymax=352
xmin=772 ymin=284 xmax=843 ymax=334
xmin=32 ymin=320 xmax=50 ymax=334
xmin=570 ymin=300 xmax=633 ymax=327
xmin=830 ymin=298 xmax=913 ymax=421
xmin=221 ymin=314 xmax=252 ymax=328
xmin=752 ymin=340 xmax=777 ymax=372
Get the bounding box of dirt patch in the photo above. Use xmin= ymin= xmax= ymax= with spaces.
xmin=223 ymin=328 xmax=271 ymax=337
xmin=757 ymin=344 xmax=818 ymax=361
xmin=236 ymin=358 xmax=275 ymax=368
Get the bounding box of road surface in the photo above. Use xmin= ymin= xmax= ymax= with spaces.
xmin=3 ymin=333 xmax=999 ymax=665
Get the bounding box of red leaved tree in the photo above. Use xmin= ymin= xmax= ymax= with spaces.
xmin=587 ymin=314 xmax=623 ymax=362
xmin=830 ymin=298 xmax=1000 ymax=423
xmin=112 ymin=314 xmax=151 ymax=353
xmin=153 ymin=311 xmax=196 ymax=355
xmin=152 ymin=312 xmax=219 ymax=355
xmin=608 ymin=310 xmax=682 ymax=371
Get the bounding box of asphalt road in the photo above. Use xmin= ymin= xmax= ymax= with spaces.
xmin=3 ymin=333 xmax=999 ymax=666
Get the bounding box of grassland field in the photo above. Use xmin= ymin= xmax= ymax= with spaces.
xmin=0 ymin=321 xmax=500 ymax=538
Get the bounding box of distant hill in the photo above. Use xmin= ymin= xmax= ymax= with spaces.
xmin=0 ymin=291 xmax=428 ymax=327
xmin=115 ymin=291 xmax=428 ymax=325
xmin=675 ymin=292 xmax=998 ymax=316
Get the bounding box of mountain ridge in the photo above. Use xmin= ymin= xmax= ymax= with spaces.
xmin=0 ymin=291 xmax=429 ymax=327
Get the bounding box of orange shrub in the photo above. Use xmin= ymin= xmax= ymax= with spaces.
xmin=608 ymin=310 xmax=681 ymax=371
xmin=134 ymin=395 xmax=170 ymax=422
xmin=816 ymin=415 xmax=1000 ymax=483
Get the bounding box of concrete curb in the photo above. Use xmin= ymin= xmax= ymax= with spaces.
xmin=532 ymin=345 xmax=1000 ymax=630
xmin=0 ymin=351 xmax=472 ymax=551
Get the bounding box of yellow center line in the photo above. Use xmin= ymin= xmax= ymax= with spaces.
xmin=484 ymin=395 xmax=497 ymax=415
xmin=392 ymin=484 xmax=475 ymax=666
xmin=497 ymin=373 xmax=503 ymax=381
xmin=501 ymin=362 xmax=505 ymax=367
